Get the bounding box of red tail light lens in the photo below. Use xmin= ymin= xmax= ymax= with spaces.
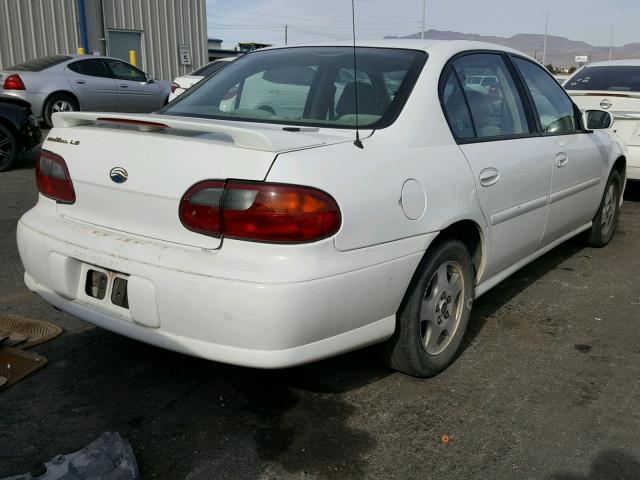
xmin=170 ymin=82 xmax=179 ymax=94
xmin=3 ymin=74 xmax=25 ymax=90
xmin=180 ymin=181 xmax=341 ymax=243
xmin=36 ymin=150 xmax=76 ymax=204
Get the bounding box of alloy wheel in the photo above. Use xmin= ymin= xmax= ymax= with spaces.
xmin=420 ymin=261 xmax=465 ymax=355
xmin=600 ymin=183 xmax=617 ymax=237
xmin=52 ymin=100 xmax=74 ymax=113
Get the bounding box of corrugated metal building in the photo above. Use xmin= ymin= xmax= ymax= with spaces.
xmin=0 ymin=0 xmax=79 ymax=70
xmin=0 ymin=0 xmax=208 ymax=81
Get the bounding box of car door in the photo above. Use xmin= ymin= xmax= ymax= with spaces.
xmin=66 ymin=59 xmax=118 ymax=112
xmin=441 ymin=53 xmax=552 ymax=279
xmin=511 ymin=57 xmax=607 ymax=247
xmin=105 ymin=59 xmax=162 ymax=113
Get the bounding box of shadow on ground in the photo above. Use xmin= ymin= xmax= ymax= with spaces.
xmin=624 ymin=180 xmax=640 ymax=202
xmin=546 ymin=449 xmax=640 ymax=479
xmin=4 ymin=175 xmax=638 ymax=479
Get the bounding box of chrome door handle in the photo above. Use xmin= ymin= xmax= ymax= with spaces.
xmin=75 ymin=80 xmax=86 ymax=84
xmin=555 ymin=152 xmax=568 ymax=168
xmin=120 ymin=84 xmax=128 ymax=88
xmin=479 ymin=168 xmax=500 ymax=187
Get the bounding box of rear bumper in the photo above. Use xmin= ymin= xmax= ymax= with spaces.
xmin=0 ymin=91 xmax=47 ymax=118
xmin=18 ymin=202 xmax=431 ymax=368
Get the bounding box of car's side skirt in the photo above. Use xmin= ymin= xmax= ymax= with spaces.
xmin=474 ymin=222 xmax=592 ymax=298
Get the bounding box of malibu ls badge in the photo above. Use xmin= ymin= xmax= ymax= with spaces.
xmin=110 ymin=167 xmax=128 ymax=184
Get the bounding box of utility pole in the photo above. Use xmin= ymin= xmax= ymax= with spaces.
xmin=542 ymin=10 xmax=549 ymax=65
xmin=285 ymin=24 xmax=288 ymax=45
xmin=421 ymin=0 xmax=426 ymax=40
xmin=609 ymin=24 xmax=614 ymax=60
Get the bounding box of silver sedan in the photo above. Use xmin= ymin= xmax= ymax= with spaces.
xmin=0 ymin=55 xmax=172 ymax=127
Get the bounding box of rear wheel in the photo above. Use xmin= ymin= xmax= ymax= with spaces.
xmin=44 ymin=93 xmax=78 ymax=128
xmin=381 ymin=240 xmax=474 ymax=377
xmin=0 ymin=124 xmax=17 ymax=172
xmin=588 ymin=169 xmax=621 ymax=247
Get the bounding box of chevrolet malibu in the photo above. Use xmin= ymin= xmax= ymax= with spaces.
xmin=17 ymin=41 xmax=626 ymax=377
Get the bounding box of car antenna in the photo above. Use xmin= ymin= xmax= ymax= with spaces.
xmin=351 ymin=0 xmax=364 ymax=149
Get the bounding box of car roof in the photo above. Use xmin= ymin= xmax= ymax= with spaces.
xmin=262 ymin=39 xmax=530 ymax=58
xmin=584 ymin=59 xmax=640 ymax=68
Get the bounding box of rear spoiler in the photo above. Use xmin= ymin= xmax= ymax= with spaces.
xmin=51 ymin=111 xmax=324 ymax=152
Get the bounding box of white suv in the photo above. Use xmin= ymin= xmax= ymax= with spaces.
xmin=18 ymin=41 xmax=625 ymax=377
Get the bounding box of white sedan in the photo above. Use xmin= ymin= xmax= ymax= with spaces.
xmin=564 ymin=59 xmax=640 ymax=181
xmin=168 ymin=57 xmax=236 ymax=102
xmin=18 ymin=40 xmax=625 ymax=377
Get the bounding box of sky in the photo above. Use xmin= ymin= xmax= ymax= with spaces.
xmin=206 ymin=0 xmax=640 ymax=49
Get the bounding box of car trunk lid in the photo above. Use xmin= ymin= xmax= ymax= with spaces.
xmin=47 ymin=112 xmax=353 ymax=250
xmin=569 ymin=90 xmax=640 ymax=146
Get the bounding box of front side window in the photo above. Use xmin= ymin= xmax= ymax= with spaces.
xmin=565 ymin=66 xmax=640 ymax=92
xmin=512 ymin=57 xmax=577 ymax=134
xmin=453 ymin=54 xmax=531 ymax=138
xmin=107 ymin=60 xmax=147 ymax=82
xmin=162 ymin=47 xmax=427 ymax=129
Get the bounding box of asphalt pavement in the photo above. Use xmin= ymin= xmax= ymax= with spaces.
xmin=1 ymin=146 xmax=639 ymax=479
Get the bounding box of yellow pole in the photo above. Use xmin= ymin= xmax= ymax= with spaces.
xmin=76 ymin=47 xmax=85 ymax=55
xmin=129 ymin=50 xmax=137 ymax=66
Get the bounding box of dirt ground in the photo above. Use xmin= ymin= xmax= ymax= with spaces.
xmin=1 ymin=150 xmax=639 ymax=479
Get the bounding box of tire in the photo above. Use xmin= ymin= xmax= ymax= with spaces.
xmin=380 ymin=240 xmax=474 ymax=377
xmin=588 ymin=169 xmax=622 ymax=247
xmin=0 ymin=124 xmax=17 ymax=172
xmin=43 ymin=93 xmax=78 ymax=128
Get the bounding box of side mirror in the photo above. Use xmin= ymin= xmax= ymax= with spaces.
xmin=146 ymin=75 xmax=155 ymax=84
xmin=584 ymin=110 xmax=612 ymax=130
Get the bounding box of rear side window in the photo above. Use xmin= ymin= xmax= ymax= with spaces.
xmin=8 ymin=55 xmax=71 ymax=72
xmin=441 ymin=70 xmax=475 ymax=140
xmin=512 ymin=57 xmax=577 ymax=134
xmin=68 ymin=59 xmax=110 ymax=78
xmin=450 ymin=54 xmax=531 ymax=139
xmin=565 ymin=66 xmax=640 ymax=92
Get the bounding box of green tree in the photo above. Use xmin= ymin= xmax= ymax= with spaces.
xmin=568 ymin=66 xmax=577 ymax=74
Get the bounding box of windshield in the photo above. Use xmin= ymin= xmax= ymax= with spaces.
xmin=8 ymin=55 xmax=71 ymax=72
xmin=162 ymin=47 xmax=427 ymax=129
xmin=565 ymin=66 xmax=640 ymax=92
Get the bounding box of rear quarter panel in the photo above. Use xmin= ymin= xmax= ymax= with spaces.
xmin=266 ymin=49 xmax=487 ymax=257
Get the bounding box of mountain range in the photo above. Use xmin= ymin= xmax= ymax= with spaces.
xmin=385 ymin=30 xmax=640 ymax=68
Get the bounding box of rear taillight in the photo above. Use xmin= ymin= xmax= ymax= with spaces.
xmin=3 ymin=74 xmax=25 ymax=90
xmin=36 ymin=150 xmax=76 ymax=204
xmin=179 ymin=181 xmax=341 ymax=243
xmin=170 ymin=82 xmax=179 ymax=94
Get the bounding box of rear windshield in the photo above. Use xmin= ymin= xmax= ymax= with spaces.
xmin=564 ymin=66 xmax=640 ymax=92
xmin=191 ymin=61 xmax=229 ymax=77
xmin=162 ymin=47 xmax=427 ymax=129
xmin=8 ymin=55 xmax=71 ymax=72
